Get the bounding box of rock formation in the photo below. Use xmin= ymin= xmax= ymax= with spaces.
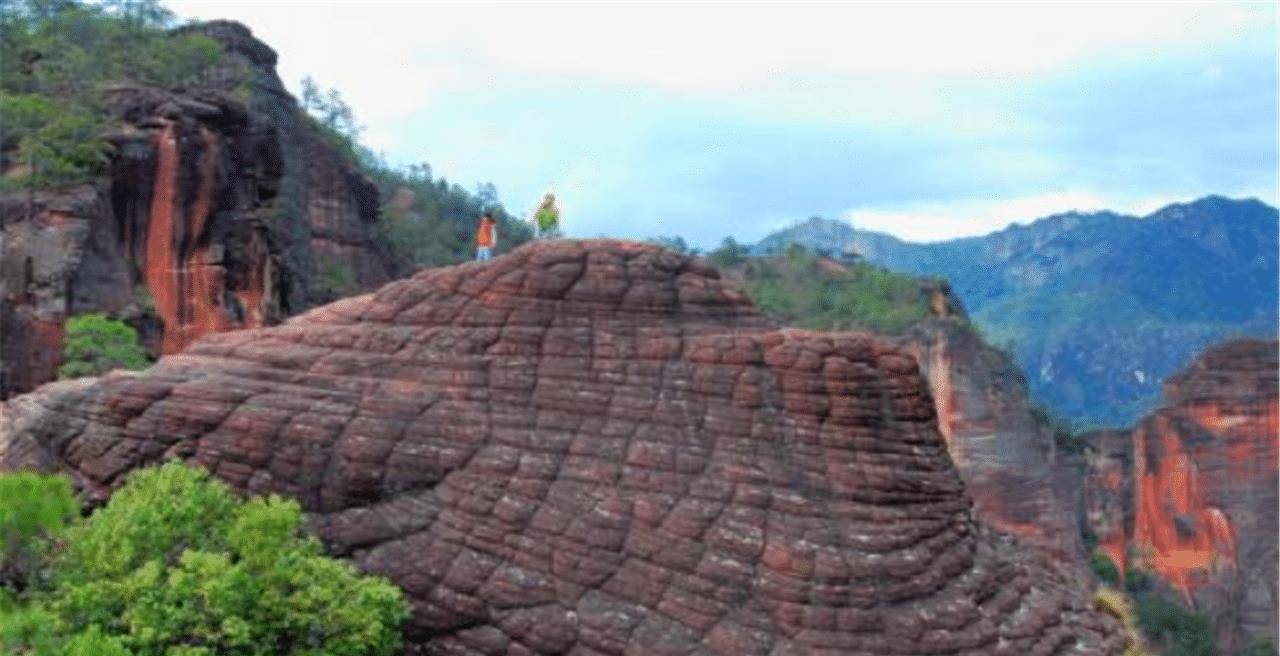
xmin=0 ymin=21 xmax=400 ymax=399
xmin=895 ymin=319 xmax=1085 ymax=564
xmin=1082 ymin=338 xmax=1278 ymax=649
xmin=0 ymin=240 xmax=1123 ymax=654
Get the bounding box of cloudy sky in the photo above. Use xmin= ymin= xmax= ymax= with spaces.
xmin=170 ymin=2 xmax=1278 ymax=247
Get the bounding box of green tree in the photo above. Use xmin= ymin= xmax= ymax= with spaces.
xmin=1089 ymin=550 xmax=1121 ymax=586
xmin=0 ymin=472 xmax=77 ymax=591
xmin=57 ymin=313 xmax=150 ymax=379
xmin=708 ymin=236 xmax=747 ymax=268
xmin=1133 ymin=591 xmax=1216 ymax=656
xmin=0 ymin=462 xmax=409 ymax=655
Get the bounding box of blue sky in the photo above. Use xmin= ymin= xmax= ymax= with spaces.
xmin=171 ymin=2 xmax=1278 ymax=248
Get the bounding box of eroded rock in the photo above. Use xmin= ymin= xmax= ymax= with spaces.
xmin=0 ymin=240 xmax=1122 ymax=654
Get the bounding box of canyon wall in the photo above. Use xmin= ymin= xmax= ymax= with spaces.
xmin=0 ymin=240 xmax=1125 ymax=654
xmin=896 ymin=317 xmax=1085 ymax=565
xmin=1083 ymin=339 xmax=1278 ymax=649
xmin=0 ymin=21 xmax=400 ymax=398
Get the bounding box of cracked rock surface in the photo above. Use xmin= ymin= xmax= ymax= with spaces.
xmin=0 ymin=240 xmax=1122 ymax=654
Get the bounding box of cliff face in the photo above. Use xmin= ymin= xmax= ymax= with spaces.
xmin=895 ymin=319 xmax=1084 ymax=564
xmin=0 ymin=240 xmax=1124 ymax=654
xmin=1083 ymin=339 xmax=1278 ymax=648
xmin=0 ymin=21 xmax=399 ymax=398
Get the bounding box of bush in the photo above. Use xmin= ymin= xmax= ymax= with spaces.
xmin=1133 ymin=591 xmax=1216 ymax=656
xmin=1090 ymin=550 xmax=1121 ymax=586
xmin=0 ymin=462 xmax=410 ymax=655
xmin=57 ymin=313 xmax=150 ymax=379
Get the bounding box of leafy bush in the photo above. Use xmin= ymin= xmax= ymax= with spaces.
xmin=1133 ymin=591 xmax=1216 ymax=656
xmin=0 ymin=473 xmax=77 ymax=591
xmin=57 ymin=313 xmax=150 ymax=379
xmin=0 ymin=462 xmax=409 ymax=655
xmin=1090 ymin=549 xmax=1121 ymax=586
xmin=1092 ymin=587 xmax=1146 ymax=656
xmin=318 ymin=257 xmax=357 ymax=300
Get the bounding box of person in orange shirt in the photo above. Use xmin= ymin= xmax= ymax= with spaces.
xmin=475 ymin=211 xmax=497 ymax=261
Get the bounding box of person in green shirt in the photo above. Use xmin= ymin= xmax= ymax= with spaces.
xmin=534 ymin=193 xmax=560 ymax=239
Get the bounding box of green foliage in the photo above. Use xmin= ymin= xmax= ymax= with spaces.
xmin=0 ymin=0 xmax=227 ymax=187
xmin=0 ymin=473 xmax=77 ymax=591
xmin=0 ymin=462 xmax=410 ymax=655
xmin=739 ymin=245 xmax=935 ymax=335
xmin=369 ymin=162 xmax=532 ymax=269
xmin=708 ymin=236 xmax=746 ymax=268
xmin=57 ymin=313 xmax=150 ymax=379
xmin=1237 ymin=638 xmax=1279 ymax=656
xmin=317 ymin=257 xmax=357 ymax=300
xmin=1132 ymin=591 xmax=1216 ymax=656
xmin=1090 ymin=550 xmax=1121 ymax=586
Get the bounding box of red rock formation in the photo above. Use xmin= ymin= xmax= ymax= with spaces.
xmin=896 ymin=319 xmax=1085 ymax=564
xmin=0 ymin=241 xmax=1123 ymax=654
xmin=0 ymin=22 xmax=401 ymax=399
xmin=1082 ymin=339 xmax=1278 ymax=648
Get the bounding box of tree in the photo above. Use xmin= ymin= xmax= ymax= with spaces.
xmin=708 ymin=236 xmax=746 ymax=268
xmin=0 ymin=462 xmax=410 ymax=655
xmin=57 ymin=313 xmax=150 ymax=379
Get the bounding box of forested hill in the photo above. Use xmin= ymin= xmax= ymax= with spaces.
xmin=0 ymin=1 xmax=528 ymax=397
xmin=751 ymin=196 xmax=1280 ymax=427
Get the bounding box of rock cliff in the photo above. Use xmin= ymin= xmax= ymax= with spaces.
xmin=0 ymin=240 xmax=1123 ymax=654
xmin=895 ymin=319 xmax=1084 ymax=564
xmin=1082 ymin=338 xmax=1278 ymax=649
xmin=0 ymin=21 xmax=400 ymax=398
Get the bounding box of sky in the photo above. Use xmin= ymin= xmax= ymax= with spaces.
xmin=169 ymin=1 xmax=1279 ymax=248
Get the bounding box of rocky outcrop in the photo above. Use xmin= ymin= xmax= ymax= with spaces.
xmin=895 ymin=319 xmax=1085 ymax=564
xmin=0 ymin=21 xmax=400 ymax=399
xmin=1082 ymin=339 xmax=1278 ymax=649
xmin=0 ymin=240 xmax=1123 ymax=654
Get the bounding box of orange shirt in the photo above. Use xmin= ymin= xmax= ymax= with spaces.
xmin=476 ymin=218 xmax=496 ymax=247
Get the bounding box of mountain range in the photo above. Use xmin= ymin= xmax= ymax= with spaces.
xmin=751 ymin=195 xmax=1279 ymax=426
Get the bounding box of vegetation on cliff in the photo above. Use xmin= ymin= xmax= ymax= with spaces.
xmin=721 ymin=242 xmax=936 ymax=335
xmin=0 ymin=462 xmax=408 ymax=655
xmin=753 ymin=199 xmax=1279 ymax=428
xmin=56 ymin=313 xmax=151 ymax=380
xmin=0 ymin=0 xmax=225 ymax=187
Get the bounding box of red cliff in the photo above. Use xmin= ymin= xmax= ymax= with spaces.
xmin=893 ymin=295 xmax=1084 ymax=564
xmin=0 ymin=21 xmax=400 ymax=399
xmin=1083 ymin=338 xmax=1278 ymax=649
xmin=0 ymin=240 xmax=1125 ymax=655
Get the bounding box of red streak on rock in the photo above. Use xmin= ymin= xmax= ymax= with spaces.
xmin=145 ymin=125 xmax=234 ymax=354
xmin=1133 ymin=416 xmax=1238 ymax=598
xmin=145 ymin=121 xmax=182 ymax=353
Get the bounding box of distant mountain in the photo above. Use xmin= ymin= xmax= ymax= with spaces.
xmin=752 ymin=196 xmax=1280 ymax=427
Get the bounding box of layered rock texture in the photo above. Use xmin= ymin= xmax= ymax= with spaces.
xmin=1082 ymin=339 xmax=1279 ymax=648
xmin=0 ymin=240 xmax=1123 ymax=654
xmin=0 ymin=21 xmax=400 ymax=398
xmin=895 ymin=320 xmax=1084 ymax=564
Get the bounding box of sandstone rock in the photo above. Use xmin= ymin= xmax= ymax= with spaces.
xmin=894 ymin=319 xmax=1085 ymax=564
xmin=0 ymin=22 xmax=401 ymax=399
xmin=0 ymin=240 xmax=1123 ymax=654
xmin=1083 ymin=338 xmax=1278 ymax=649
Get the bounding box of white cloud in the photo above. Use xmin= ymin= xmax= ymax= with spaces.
xmin=843 ymin=191 xmax=1200 ymax=243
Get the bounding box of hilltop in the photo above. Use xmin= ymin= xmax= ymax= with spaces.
xmin=753 ymin=196 xmax=1279 ymax=426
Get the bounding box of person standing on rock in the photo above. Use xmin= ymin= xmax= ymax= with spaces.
xmin=534 ymin=193 xmax=560 ymax=239
xmin=475 ymin=211 xmax=497 ymax=261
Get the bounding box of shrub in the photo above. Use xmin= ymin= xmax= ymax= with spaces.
xmin=1091 ymin=549 xmax=1121 ymax=586
xmin=57 ymin=313 xmax=150 ymax=379
xmin=0 ymin=462 xmax=410 ymax=655
xmin=1133 ymin=591 xmax=1216 ymax=656
xmin=1092 ymin=587 xmax=1146 ymax=656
